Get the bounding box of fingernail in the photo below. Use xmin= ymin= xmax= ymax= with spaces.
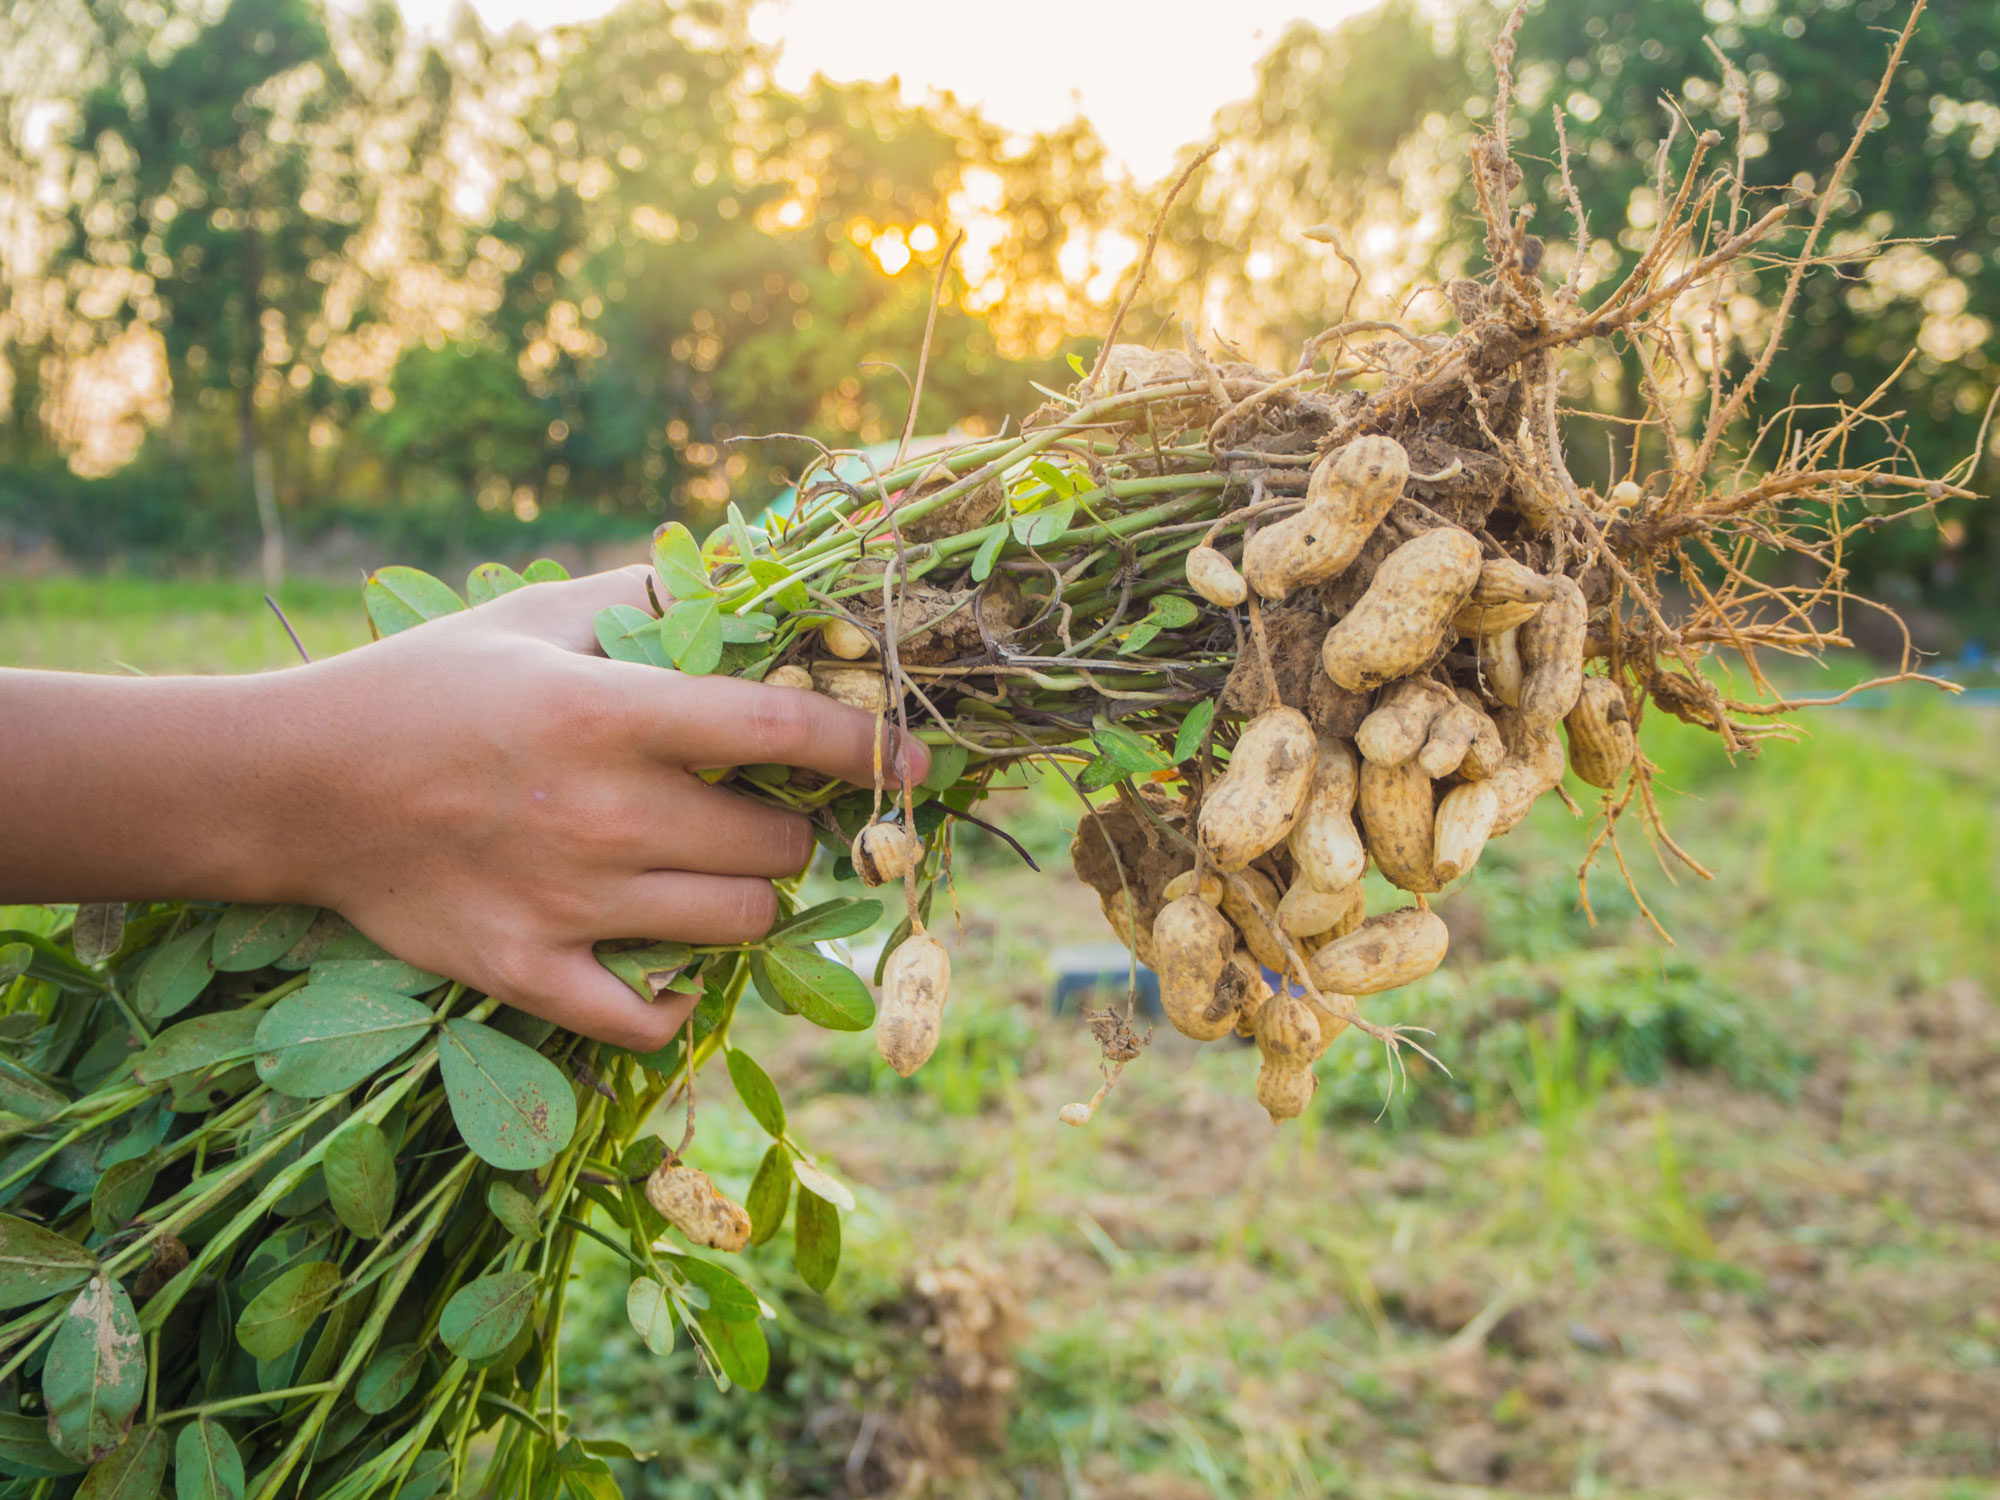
xmin=895 ymin=738 xmax=930 ymax=784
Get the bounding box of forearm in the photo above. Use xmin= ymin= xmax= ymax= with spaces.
xmin=0 ymin=667 xmax=309 ymax=905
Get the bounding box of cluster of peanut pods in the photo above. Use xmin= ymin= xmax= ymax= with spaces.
xmin=1122 ymin=435 xmax=1636 ymax=1122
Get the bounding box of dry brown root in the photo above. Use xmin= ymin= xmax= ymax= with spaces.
xmin=1196 ymin=706 xmax=1316 ymax=871
xmin=1517 ymin=575 xmax=1587 ymax=730
xmin=646 ymin=1163 xmax=752 ymax=1252
xmin=1242 ymin=435 xmax=1409 ymax=600
xmin=812 ymin=663 xmax=889 ymax=713
xmin=820 ymin=618 xmax=873 ymax=660
xmin=765 ymin=664 xmax=815 ymax=691
xmin=1355 ymin=677 xmax=1452 ymax=768
xmin=1564 ymin=676 xmax=1635 ymax=789
xmin=878 ymin=933 xmax=950 ymax=1076
xmin=1218 ymin=866 xmax=1288 ymax=971
xmin=1276 ymin=876 xmax=1363 ymax=939
xmin=1433 ymin=781 xmax=1500 ymax=884
xmin=1358 ymin=758 xmax=1440 ymax=893
xmin=852 ymin=823 xmax=921 ymax=886
xmin=1320 ymin=527 xmax=1483 ymax=692
xmin=1308 ymin=906 xmax=1449 ymax=995
xmin=1186 ymin=545 xmax=1248 ymax=607
xmin=1151 ymin=895 xmax=1239 ymax=1041
xmin=1453 ymin=689 xmax=1507 ymax=780
xmin=1287 ymin=735 xmax=1366 ymax=892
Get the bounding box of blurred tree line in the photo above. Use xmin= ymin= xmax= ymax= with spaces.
xmin=0 ymin=0 xmax=1991 ymax=626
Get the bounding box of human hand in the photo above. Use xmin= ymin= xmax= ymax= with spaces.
xmin=261 ymin=565 xmax=929 ymax=1050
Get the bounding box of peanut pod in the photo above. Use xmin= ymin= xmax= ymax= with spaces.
xmin=812 ymin=663 xmax=889 ymax=714
xmin=1307 ymin=906 xmax=1450 ymax=995
xmin=1197 ymin=706 xmax=1317 ymax=871
xmin=1241 ymin=435 xmax=1409 ymax=601
xmin=1416 ymin=699 xmax=1488 ymax=780
xmin=1152 ymin=895 xmax=1239 ymax=1042
xmin=1219 ymin=867 xmax=1288 ymax=972
xmin=1287 ymin=735 xmax=1367 ymax=892
xmin=1320 ymin=526 xmax=1483 ymax=692
xmin=877 ymin=933 xmax=951 ymax=1077
xmin=1432 ymin=780 xmax=1499 ymax=883
xmin=1453 ymin=688 xmax=1507 ymax=780
xmin=1355 ymin=677 xmax=1452 ymax=768
xmin=1186 ymin=544 xmax=1249 ymax=607
xmin=1276 ymin=876 xmax=1364 ymax=939
xmin=646 ymin=1163 xmax=753 ymax=1253
xmin=1358 ymin=757 xmax=1439 ymax=893
xmin=851 ymin=823 xmax=920 ymax=886
xmin=1517 ymin=574 xmax=1587 ymax=729
xmin=1474 ymin=624 xmax=1524 ymax=707
xmin=821 ymin=618 xmax=874 ymax=659
xmin=1564 ymin=675 xmax=1635 ymax=788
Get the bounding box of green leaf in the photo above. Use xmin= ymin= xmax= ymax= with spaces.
xmin=364 ymin=566 xmax=465 ymax=636
xmin=725 ymin=502 xmax=758 ymax=566
xmin=553 ymin=1438 xmax=622 ymax=1500
xmin=486 ymin=1180 xmax=541 ymax=1240
xmin=253 ymin=984 xmax=434 ymax=1098
xmin=1148 ymin=592 xmax=1201 ymax=628
xmin=673 ymin=1256 xmax=759 ymax=1324
xmin=438 ymin=1020 xmax=576 ymax=1170
xmin=354 ymin=1342 xmax=426 ymax=1415
xmin=234 ymin=1262 xmax=340 ymax=1361
xmin=764 ymin=898 xmax=882 ymax=945
xmin=793 ymin=1187 xmax=841 ymax=1294
xmin=132 ymin=1012 xmax=262 ymax=1086
xmin=212 ymin=905 xmax=317 ymax=973
xmin=725 ymin=1049 xmax=785 ymax=1139
xmin=743 ymin=558 xmax=807 ymax=612
xmin=1117 ymin=620 xmax=1163 ymax=655
xmin=1075 ymin=754 xmax=1126 ymax=794
xmin=90 ymin=1156 xmax=157 ymax=1235
xmin=0 ymin=1057 xmax=66 ymax=1122
xmin=134 ymin=927 xmax=213 ymax=1022
xmin=466 ymin=561 xmax=527 ymax=604
xmin=522 ymin=558 xmax=570 ymax=583
xmin=744 ymin=1146 xmax=792 ymax=1248
xmin=1092 ymin=715 xmax=1173 ymax=776
xmin=650 ymin=522 xmax=713 ymax=599
xmin=717 ymin=610 xmax=776 ymax=644
xmin=1173 ymin=698 xmax=1217 ymax=765
xmin=75 ymin=1423 xmax=165 ymax=1500
xmin=625 ymin=1277 xmax=673 ymax=1355
xmin=0 ymin=927 xmax=107 ymax=992
xmin=1012 ymin=497 xmax=1075 ymax=548
xmin=970 ymin=525 xmax=1006 ymax=583
xmin=790 ymin=1157 xmax=856 ymax=1212
xmin=659 ymin=597 xmax=722 ymax=676
xmin=44 ymin=1276 xmax=144 ymax=1463
xmin=438 ymin=1270 xmax=536 ymax=1361
xmin=323 ymin=1123 xmax=395 ymax=1239
xmin=0 ymin=942 xmax=30 ymax=986
xmin=306 ymin=956 xmax=445 ymax=995
xmin=0 ymin=1212 xmax=98 ymax=1310
xmin=696 ymin=1306 xmax=768 ymax=1391
xmin=747 ymin=947 xmax=874 ymax=1032
xmin=920 ymin=743 xmax=969 ymax=791
xmin=71 ymin=905 xmax=125 ymax=967
xmin=594 ymin=604 xmax=670 ymax=668
xmin=0 ymin=1412 xmax=85 ymax=1479
xmin=595 ymin=941 xmax=692 ymax=1001
xmin=173 ymin=1418 xmax=243 ymax=1500
xmin=1068 ymin=351 xmax=1089 ymax=377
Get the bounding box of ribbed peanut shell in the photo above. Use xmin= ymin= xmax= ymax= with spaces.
xmin=1518 ymin=575 xmax=1587 ymax=729
xmin=821 ymin=618 xmax=873 ymax=660
xmin=877 ymin=934 xmax=950 ymax=1077
xmin=1355 ymin=678 xmax=1451 ymax=768
xmin=1474 ymin=625 xmax=1524 ymax=707
xmin=1307 ymin=906 xmax=1450 ymax=995
xmin=1255 ymin=1061 xmax=1317 ymax=1123
xmin=1358 ymin=758 xmax=1439 ymax=893
xmin=1453 ymin=689 xmax=1507 ymax=780
xmin=1288 ymin=736 xmax=1366 ymax=892
xmin=1241 ymin=436 xmax=1409 ymax=601
xmin=1432 ymin=780 xmax=1499 ymax=883
xmin=1276 ymin=877 xmax=1363 ymax=938
xmin=1564 ymin=675 xmax=1635 ymax=789
xmin=1469 ymin=556 xmax=1558 ymax=604
xmin=811 ymin=663 xmax=889 ymax=714
xmin=1416 ymin=701 xmax=1487 ymax=780
xmin=1185 ymin=545 xmax=1248 ymax=607
xmin=646 ymin=1164 xmax=752 ymax=1252
xmin=1197 ymin=707 xmax=1317 ymax=872
xmin=1452 ymin=597 xmax=1541 ymax=637
xmin=1151 ymin=896 xmax=1238 ymax=1042
xmin=1219 ymin=867 xmax=1288 ymax=972
xmin=1320 ymin=527 xmax=1483 ymax=692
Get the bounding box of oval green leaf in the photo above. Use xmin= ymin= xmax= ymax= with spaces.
xmin=438 ymin=1270 xmax=536 ymax=1362
xmin=486 ymin=1181 xmax=541 ymax=1241
xmin=794 ymin=1187 xmax=841 ymax=1294
xmin=724 ymin=1049 xmax=785 ymax=1139
xmin=364 ymin=566 xmax=465 ymax=636
xmin=625 ymin=1277 xmax=673 ymax=1355
xmin=764 ymin=898 xmax=883 ymax=945
xmin=234 ymin=1261 xmax=341 ymax=1361
xmin=90 ymin=1155 xmax=157 ymax=1235
xmin=134 ymin=927 xmax=213 ymax=1022
xmin=696 ymin=1306 xmax=768 ymax=1391
xmin=174 ymin=1418 xmax=243 ymax=1500
xmin=747 ymin=946 xmax=874 ymax=1032
xmin=745 ymin=1145 xmax=793 ymax=1248
xmin=466 ymin=561 xmax=527 ymax=604
xmin=437 ymin=1020 xmax=576 ymax=1170
xmin=673 ymin=1256 xmax=759 ymax=1324
xmin=659 ymin=596 xmax=722 ymax=675
xmin=304 ymin=957 xmax=445 ymax=995
xmin=323 ymin=1122 xmax=395 ymax=1240
xmin=790 ymin=1157 xmax=856 ymax=1213
xmin=0 ymin=1412 xmax=85 ymax=1478
xmin=132 ymin=1011 xmax=263 ymax=1086
xmin=0 ymin=1212 xmax=98 ymax=1310
xmin=212 ymin=905 xmax=318 ymax=973
xmin=71 ymin=904 xmax=126 ymax=967
xmin=76 ymin=1422 xmax=165 ymax=1500
xmin=355 ymin=1342 xmax=426 ymax=1415
xmin=522 ymin=557 xmax=570 ymax=583
xmin=253 ymin=984 xmax=434 ymax=1098
xmin=594 ymin=604 xmax=671 ymax=668
xmin=45 ymin=1276 xmax=144 ymax=1463
xmin=650 ymin=521 xmax=712 ymax=599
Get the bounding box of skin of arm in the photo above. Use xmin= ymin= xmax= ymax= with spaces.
xmin=0 ymin=565 xmax=927 ymax=1051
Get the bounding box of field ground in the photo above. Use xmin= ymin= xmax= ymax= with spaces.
xmin=10 ymin=580 xmax=2000 ymax=1497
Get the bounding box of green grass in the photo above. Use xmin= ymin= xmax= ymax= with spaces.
xmin=0 ymin=577 xmax=369 ymax=673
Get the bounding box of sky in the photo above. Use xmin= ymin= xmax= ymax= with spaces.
xmin=393 ymin=0 xmax=1380 ymax=182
